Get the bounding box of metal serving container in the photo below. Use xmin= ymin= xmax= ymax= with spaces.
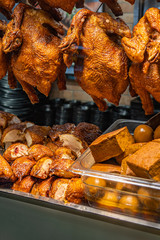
xmin=70 ymin=119 xmax=160 ymax=225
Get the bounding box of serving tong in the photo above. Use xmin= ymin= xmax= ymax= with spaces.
xmin=146 ymin=112 xmax=160 ymax=130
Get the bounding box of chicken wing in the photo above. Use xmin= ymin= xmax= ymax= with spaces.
xmin=11 ymin=156 xmax=36 ymax=180
xmin=65 ymin=178 xmax=84 ymax=204
xmin=2 ymin=3 xmax=66 ymax=104
xmin=121 ymin=8 xmax=160 ymax=64
xmin=55 ymin=147 xmax=76 ymax=160
xmin=49 ymin=178 xmax=84 ymax=204
xmin=60 ymin=9 xmax=130 ymax=111
xmin=32 ymin=0 xmax=84 ymax=14
xmin=28 ymin=144 xmax=54 ymax=161
xmin=12 ymin=176 xmax=36 ymax=193
xmin=49 ymin=158 xmax=78 ymax=178
xmin=129 ymin=62 xmax=160 ymax=115
xmin=30 ymin=156 xmax=53 ymax=179
xmin=0 ymin=155 xmax=13 ymax=180
xmin=3 ymin=143 xmax=29 ymax=162
xmin=31 ymin=177 xmax=55 ymax=197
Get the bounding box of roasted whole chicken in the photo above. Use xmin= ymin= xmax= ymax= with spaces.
xmin=60 ymin=9 xmax=131 ymax=111
xmin=49 ymin=178 xmax=84 ymax=204
xmin=129 ymin=62 xmax=160 ymax=115
xmin=2 ymin=3 xmax=66 ymax=104
xmin=121 ymin=7 xmax=160 ymax=115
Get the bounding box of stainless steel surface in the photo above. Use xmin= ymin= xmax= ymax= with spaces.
xmin=0 ymin=187 xmax=159 ymax=235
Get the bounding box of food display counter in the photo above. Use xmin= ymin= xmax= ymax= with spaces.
xmin=1 ymin=1 xmax=160 ymax=239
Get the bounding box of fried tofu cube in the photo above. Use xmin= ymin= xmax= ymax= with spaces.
xmin=116 ymin=142 xmax=146 ymax=165
xmin=126 ymin=141 xmax=160 ymax=179
xmin=89 ymin=127 xmax=134 ymax=163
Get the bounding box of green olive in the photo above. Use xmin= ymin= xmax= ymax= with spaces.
xmin=134 ymin=124 xmax=153 ymax=143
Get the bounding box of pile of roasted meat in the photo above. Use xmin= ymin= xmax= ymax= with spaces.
xmin=0 ymin=111 xmax=101 ymax=203
xmin=1 ymin=2 xmax=160 ymax=115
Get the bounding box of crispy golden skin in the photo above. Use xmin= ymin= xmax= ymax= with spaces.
xmin=129 ymin=62 xmax=160 ymax=115
xmin=0 ymin=0 xmax=15 ymax=12
xmin=35 ymin=0 xmax=84 ymax=14
xmin=12 ymin=176 xmax=36 ymax=193
xmin=55 ymin=147 xmax=76 ymax=160
xmin=2 ymin=3 xmax=66 ymax=104
xmin=30 ymin=157 xmax=53 ymax=179
xmin=49 ymin=158 xmax=78 ymax=178
xmin=0 ymin=38 xmax=7 ymax=80
xmin=49 ymin=178 xmax=84 ymax=204
xmin=121 ymin=8 xmax=160 ymax=64
xmin=100 ymin=0 xmax=123 ymax=16
xmin=60 ymin=9 xmax=131 ymax=111
xmin=28 ymin=144 xmax=54 ymax=161
xmin=100 ymin=0 xmax=135 ymax=17
xmin=0 ymin=0 xmax=16 ymax=18
xmin=31 ymin=177 xmax=55 ymax=197
xmin=0 ymin=155 xmax=13 ymax=180
xmin=65 ymin=178 xmax=84 ymax=204
xmin=3 ymin=143 xmax=29 ymax=162
xmin=121 ymin=8 xmax=160 ymax=115
xmin=46 ymin=142 xmax=59 ymax=153
xmin=121 ymin=15 xmax=152 ymax=63
xmin=11 ymin=156 xmax=36 ymax=180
